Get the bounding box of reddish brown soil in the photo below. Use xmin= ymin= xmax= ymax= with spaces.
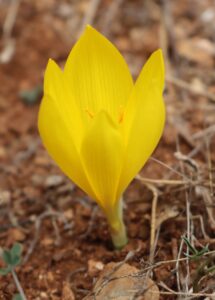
xmin=0 ymin=0 xmax=215 ymax=299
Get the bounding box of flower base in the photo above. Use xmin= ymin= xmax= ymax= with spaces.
xmin=109 ymin=220 xmax=128 ymax=249
xmin=105 ymin=197 xmax=128 ymax=249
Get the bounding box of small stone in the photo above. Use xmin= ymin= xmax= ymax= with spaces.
xmin=62 ymin=281 xmax=75 ymax=300
xmin=88 ymin=259 xmax=104 ymax=277
xmin=41 ymin=237 xmax=54 ymax=246
xmin=47 ymin=271 xmax=55 ymax=283
xmin=31 ymin=174 xmax=45 ymax=186
xmin=34 ymin=155 xmax=51 ymax=166
xmin=23 ymin=186 xmax=40 ymax=199
xmin=45 ymin=175 xmax=64 ymax=187
xmin=177 ymin=38 xmax=214 ymax=67
xmin=129 ymin=27 xmax=158 ymax=52
xmin=64 ymin=209 xmax=74 ymax=220
xmin=40 ymin=292 xmax=48 ymax=299
xmin=38 ymin=274 xmax=44 ymax=280
xmin=0 ymin=190 xmax=11 ymax=205
xmin=201 ymin=8 xmax=215 ymax=22
xmin=55 ymin=4 xmax=74 ymax=18
xmin=8 ymin=228 xmax=26 ymax=242
xmin=0 ymin=146 xmax=7 ymax=159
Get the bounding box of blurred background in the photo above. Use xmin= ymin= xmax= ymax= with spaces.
xmin=0 ymin=0 xmax=215 ymax=299
xmin=0 ymin=0 xmax=215 ymax=162
xmin=0 ymin=0 xmax=215 ymax=165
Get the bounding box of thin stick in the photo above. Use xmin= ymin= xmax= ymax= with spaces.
xmin=151 ymin=250 xmax=215 ymax=269
xmin=176 ymin=137 xmax=192 ymax=294
xmin=136 ymin=174 xmax=193 ymax=186
xmin=101 ymin=0 xmax=124 ymax=36
xmin=3 ymin=0 xmax=21 ymax=40
xmin=149 ymin=184 xmax=159 ymax=263
xmin=163 ymin=140 xmax=205 ymax=180
xmin=205 ymin=136 xmax=214 ymax=198
xmin=200 ymin=187 xmax=215 ymax=229
xmin=175 ymin=237 xmax=184 ymax=293
xmin=192 ymin=125 xmax=215 ymax=140
xmin=23 ymin=209 xmax=68 ymax=263
xmin=140 ymin=181 xmax=159 ymax=264
xmin=159 ymin=281 xmax=215 ymax=299
xmin=11 ymin=269 xmax=27 ymax=300
xmin=80 ymin=205 xmax=98 ymax=239
xmin=150 ymin=157 xmax=190 ymax=179
xmin=166 ymin=75 xmax=215 ymax=102
xmin=136 ymin=175 xmax=214 ymax=188
xmin=151 ymin=290 xmax=215 ymax=298
xmin=79 ymin=0 xmax=101 ymax=35
xmin=177 ymin=215 xmax=210 ymax=240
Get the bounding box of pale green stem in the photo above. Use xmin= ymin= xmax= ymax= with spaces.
xmin=105 ymin=197 xmax=128 ymax=249
xmin=11 ymin=269 xmax=27 ymax=300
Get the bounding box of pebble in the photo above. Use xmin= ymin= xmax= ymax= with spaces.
xmin=45 ymin=175 xmax=64 ymax=187
xmin=0 ymin=190 xmax=11 ymax=205
xmin=62 ymin=281 xmax=75 ymax=300
xmin=8 ymin=228 xmax=26 ymax=242
xmin=88 ymin=259 xmax=104 ymax=277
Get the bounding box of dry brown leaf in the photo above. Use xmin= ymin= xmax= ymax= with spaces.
xmin=177 ymin=38 xmax=214 ymax=67
xmin=84 ymin=262 xmax=159 ymax=300
xmin=7 ymin=228 xmax=26 ymax=242
xmin=62 ymin=281 xmax=75 ymax=300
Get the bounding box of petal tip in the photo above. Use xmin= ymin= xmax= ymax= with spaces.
xmin=44 ymin=58 xmax=62 ymax=96
xmin=85 ymin=24 xmax=93 ymax=30
xmin=151 ymin=48 xmax=164 ymax=61
xmin=83 ymin=24 xmax=100 ymax=38
xmin=151 ymin=48 xmax=165 ymax=72
xmin=46 ymin=58 xmax=61 ymax=73
xmin=154 ymin=48 xmax=163 ymax=56
xmin=47 ymin=57 xmax=54 ymax=64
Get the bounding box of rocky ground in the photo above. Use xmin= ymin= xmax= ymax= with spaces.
xmin=0 ymin=0 xmax=215 ymax=299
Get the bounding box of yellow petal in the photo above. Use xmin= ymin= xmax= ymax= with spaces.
xmin=64 ymin=25 xmax=133 ymax=123
xmin=38 ymin=95 xmax=96 ymax=201
xmin=117 ymin=50 xmax=165 ymax=199
xmin=123 ymin=49 xmax=164 ymax=138
xmin=44 ymin=59 xmax=84 ymax=147
xmin=80 ymin=111 xmax=124 ymax=208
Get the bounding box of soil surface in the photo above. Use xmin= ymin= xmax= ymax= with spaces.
xmin=0 ymin=0 xmax=215 ymax=299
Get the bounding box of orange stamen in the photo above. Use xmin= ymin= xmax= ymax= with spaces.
xmin=85 ymin=109 xmax=94 ymax=119
xmin=118 ymin=105 xmax=124 ymax=123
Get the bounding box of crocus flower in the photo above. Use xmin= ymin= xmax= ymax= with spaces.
xmin=38 ymin=25 xmax=165 ymax=249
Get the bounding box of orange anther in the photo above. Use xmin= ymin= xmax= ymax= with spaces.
xmin=118 ymin=105 xmax=124 ymax=123
xmin=85 ymin=109 xmax=94 ymax=119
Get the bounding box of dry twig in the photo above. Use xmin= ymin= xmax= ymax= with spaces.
xmin=79 ymin=0 xmax=101 ymax=36
xmin=144 ymin=182 xmax=159 ymax=264
xmin=101 ymin=0 xmax=124 ymax=36
xmin=166 ymin=75 xmax=215 ymax=103
xmin=0 ymin=0 xmax=21 ymax=63
xmin=80 ymin=205 xmax=98 ymax=239
xmin=23 ymin=208 xmax=70 ymax=264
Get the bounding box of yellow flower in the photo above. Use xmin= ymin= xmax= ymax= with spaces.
xmin=38 ymin=26 xmax=165 ymax=248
